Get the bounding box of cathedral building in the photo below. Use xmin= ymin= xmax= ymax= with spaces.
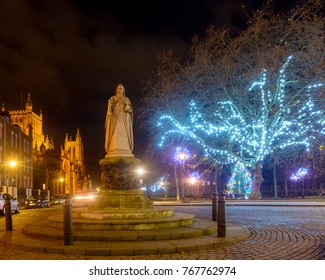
xmin=9 ymin=94 xmax=54 ymax=152
xmin=9 ymin=94 xmax=55 ymax=194
xmin=60 ymin=129 xmax=89 ymax=195
xmin=6 ymin=94 xmax=90 ymax=199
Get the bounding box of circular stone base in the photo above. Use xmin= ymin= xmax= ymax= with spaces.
xmin=48 ymin=211 xmax=194 ymax=230
xmin=22 ymin=217 xmax=217 ymax=242
xmin=73 ymin=208 xmax=174 ymax=220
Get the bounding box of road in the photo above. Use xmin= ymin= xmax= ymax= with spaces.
xmin=0 ymin=204 xmax=324 ymax=259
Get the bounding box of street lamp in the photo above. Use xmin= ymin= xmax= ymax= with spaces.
xmin=9 ymin=161 xmax=16 ymax=168
xmin=160 ymin=180 xmax=169 ymax=198
xmin=9 ymin=160 xmax=17 ymax=190
xmin=136 ymin=167 xmax=144 ymax=188
xmin=176 ymin=147 xmax=188 ymax=202
xmin=59 ymin=177 xmax=64 ymax=194
xmin=189 ymin=172 xmax=200 ymax=197
xmin=3 ymin=160 xmax=17 ymax=231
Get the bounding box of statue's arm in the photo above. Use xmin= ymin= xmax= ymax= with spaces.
xmin=105 ymin=99 xmax=113 ymax=127
xmin=108 ymin=98 xmax=114 ymax=115
xmin=124 ymin=98 xmax=132 ymax=113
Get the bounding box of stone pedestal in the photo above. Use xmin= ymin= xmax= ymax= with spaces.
xmin=88 ymin=157 xmax=153 ymax=209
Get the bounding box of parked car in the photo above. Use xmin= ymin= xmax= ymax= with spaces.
xmin=0 ymin=192 xmax=20 ymax=215
xmin=51 ymin=195 xmax=65 ymax=205
xmin=25 ymin=195 xmax=50 ymax=209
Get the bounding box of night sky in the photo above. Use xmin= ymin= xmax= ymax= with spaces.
xmin=0 ymin=0 xmax=306 ymax=180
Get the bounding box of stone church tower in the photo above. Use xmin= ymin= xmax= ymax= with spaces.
xmin=9 ymin=94 xmax=55 ymax=193
xmin=61 ymin=129 xmax=88 ymax=194
xmin=9 ymin=94 xmax=54 ymax=152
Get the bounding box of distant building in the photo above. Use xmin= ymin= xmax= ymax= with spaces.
xmin=9 ymin=94 xmax=54 ymax=152
xmin=59 ymin=129 xmax=90 ymax=195
xmin=9 ymin=94 xmax=55 ymax=194
xmin=0 ymin=104 xmax=33 ymax=203
xmin=6 ymin=94 xmax=91 ymax=198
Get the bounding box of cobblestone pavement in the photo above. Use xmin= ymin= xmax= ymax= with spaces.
xmin=0 ymin=205 xmax=325 ymax=260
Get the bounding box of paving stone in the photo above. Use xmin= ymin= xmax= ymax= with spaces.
xmin=0 ymin=202 xmax=325 ymax=260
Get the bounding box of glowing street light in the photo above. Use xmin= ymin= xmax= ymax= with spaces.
xmin=59 ymin=177 xmax=64 ymax=194
xmin=174 ymin=147 xmax=189 ymax=163
xmin=189 ymin=177 xmax=197 ymax=185
xmin=136 ymin=167 xmax=145 ymax=187
xmin=9 ymin=161 xmax=17 ymax=168
xmin=136 ymin=167 xmax=144 ymax=177
xmin=175 ymin=147 xmax=189 ymax=202
xmin=189 ymin=172 xmax=200 ymax=197
xmin=177 ymin=151 xmax=187 ymax=161
xmin=8 ymin=160 xmax=17 ymax=188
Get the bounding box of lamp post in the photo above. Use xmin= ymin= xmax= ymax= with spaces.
xmin=9 ymin=160 xmax=16 ymax=190
xmin=189 ymin=176 xmax=198 ymax=197
xmin=5 ymin=160 xmax=17 ymax=231
xmin=160 ymin=180 xmax=169 ymax=199
xmin=59 ymin=177 xmax=64 ymax=194
xmin=177 ymin=149 xmax=188 ymax=202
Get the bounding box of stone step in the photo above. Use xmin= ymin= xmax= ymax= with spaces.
xmin=3 ymin=223 xmax=250 ymax=256
xmin=73 ymin=207 xmax=174 ymax=220
xmin=22 ymin=218 xmax=217 ymax=241
xmin=48 ymin=212 xmax=195 ymax=230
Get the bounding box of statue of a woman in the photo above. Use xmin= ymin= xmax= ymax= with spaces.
xmin=104 ymin=83 xmax=134 ymax=158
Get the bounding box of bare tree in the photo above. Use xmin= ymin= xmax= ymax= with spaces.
xmin=140 ymin=0 xmax=325 ymax=199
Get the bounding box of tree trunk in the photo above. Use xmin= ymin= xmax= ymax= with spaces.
xmin=251 ymin=162 xmax=264 ymax=200
xmin=273 ymin=160 xmax=278 ymax=198
xmin=284 ymin=175 xmax=288 ymax=197
xmin=174 ymin=164 xmax=180 ymax=201
xmin=214 ymin=172 xmax=218 ymax=193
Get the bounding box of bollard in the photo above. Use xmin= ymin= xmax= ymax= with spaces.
xmin=212 ymin=192 xmax=217 ymax=222
xmin=63 ymin=195 xmax=73 ymax=245
xmin=217 ymin=191 xmax=226 ymax=237
xmin=4 ymin=195 xmax=13 ymax=231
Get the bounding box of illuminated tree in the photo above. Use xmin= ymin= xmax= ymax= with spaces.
xmin=290 ymin=168 xmax=309 ymax=182
xmin=158 ymin=56 xmax=324 ymax=199
xmin=227 ymin=162 xmax=252 ymax=195
xmin=140 ymin=0 xmax=325 ymax=199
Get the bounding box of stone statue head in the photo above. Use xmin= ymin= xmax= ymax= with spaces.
xmin=116 ymin=83 xmax=125 ymax=97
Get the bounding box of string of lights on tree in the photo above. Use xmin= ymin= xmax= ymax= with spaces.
xmin=290 ymin=167 xmax=309 ymax=182
xmin=227 ymin=162 xmax=252 ymax=194
xmin=157 ymin=56 xmax=324 ymax=171
xmin=142 ymin=175 xmax=168 ymax=195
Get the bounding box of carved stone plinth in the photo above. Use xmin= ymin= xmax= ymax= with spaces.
xmin=88 ymin=157 xmax=153 ymax=209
